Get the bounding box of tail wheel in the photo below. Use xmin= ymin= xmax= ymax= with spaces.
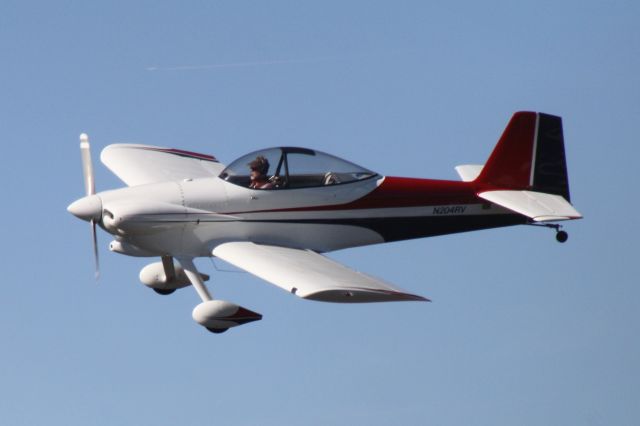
xmin=528 ymin=223 xmax=570 ymax=243
xmin=556 ymin=231 xmax=568 ymax=243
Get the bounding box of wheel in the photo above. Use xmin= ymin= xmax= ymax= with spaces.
xmin=206 ymin=327 xmax=229 ymax=334
xmin=153 ymin=288 xmax=176 ymax=295
xmin=556 ymin=230 xmax=568 ymax=243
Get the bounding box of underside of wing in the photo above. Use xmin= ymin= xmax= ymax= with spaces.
xmin=212 ymin=242 xmax=429 ymax=303
xmin=101 ymin=144 xmax=225 ymax=186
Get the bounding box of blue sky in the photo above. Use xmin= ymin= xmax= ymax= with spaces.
xmin=1 ymin=1 xmax=638 ymax=425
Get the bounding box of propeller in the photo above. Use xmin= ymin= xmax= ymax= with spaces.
xmin=80 ymin=133 xmax=95 ymax=196
xmin=79 ymin=133 xmax=100 ymax=279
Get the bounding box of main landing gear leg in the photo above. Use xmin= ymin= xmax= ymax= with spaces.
xmin=529 ymin=223 xmax=569 ymax=243
xmin=153 ymin=256 xmax=178 ymax=295
xmin=176 ymin=258 xmax=262 ymax=335
xmin=176 ymin=257 xmax=212 ymax=302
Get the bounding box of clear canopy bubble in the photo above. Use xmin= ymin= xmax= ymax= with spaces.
xmin=220 ymin=147 xmax=377 ymax=189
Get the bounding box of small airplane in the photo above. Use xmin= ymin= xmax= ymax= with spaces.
xmin=68 ymin=111 xmax=582 ymax=333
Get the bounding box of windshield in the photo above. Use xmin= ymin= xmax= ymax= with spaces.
xmin=219 ymin=147 xmax=377 ymax=189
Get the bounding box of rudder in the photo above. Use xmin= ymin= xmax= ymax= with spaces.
xmin=532 ymin=113 xmax=571 ymax=201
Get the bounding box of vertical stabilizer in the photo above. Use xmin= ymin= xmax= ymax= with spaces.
xmin=476 ymin=112 xmax=571 ymax=201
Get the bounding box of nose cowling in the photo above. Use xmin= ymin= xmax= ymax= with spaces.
xmin=67 ymin=195 xmax=102 ymax=222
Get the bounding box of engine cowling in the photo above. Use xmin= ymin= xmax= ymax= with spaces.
xmin=139 ymin=261 xmax=208 ymax=291
xmin=192 ymin=300 xmax=262 ymax=333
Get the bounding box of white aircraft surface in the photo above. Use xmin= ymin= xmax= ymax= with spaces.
xmin=68 ymin=111 xmax=582 ymax=333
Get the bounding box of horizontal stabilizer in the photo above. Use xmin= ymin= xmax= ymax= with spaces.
xmin=478 ymin=190 xmax=582 ymax=222
xmin=455 ymin=164 xmax=484 ymax=182
xmin=212 ymin=242 xmax=428 ymax=303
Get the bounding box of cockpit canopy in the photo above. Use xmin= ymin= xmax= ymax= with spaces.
xmin=219 ymin=147 xmax=377 ymax=189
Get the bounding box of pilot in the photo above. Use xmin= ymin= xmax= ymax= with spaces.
xmin=248 ymin=156 xmax=273 ymax=189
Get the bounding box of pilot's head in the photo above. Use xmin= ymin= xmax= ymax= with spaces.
xmin=248 ymin=156 xmax=270 ymax=180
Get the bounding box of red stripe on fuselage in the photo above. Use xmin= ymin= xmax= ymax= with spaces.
xmin=239 ymin=177 xmax=480 ymax=215
xmin=346 ymin=176 xmax=479 ymax=209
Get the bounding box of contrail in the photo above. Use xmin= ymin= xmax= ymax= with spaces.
xmin=146 ymin=57 xmax=334 ymax=71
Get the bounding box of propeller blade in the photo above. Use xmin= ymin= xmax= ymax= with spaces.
xmin=91 ymin=219 xmax=100 ymax=280
xmin=80 ymin=133 xmax=99 ymax=280
xmin=80 ymin=133 xmax=95 ymax=196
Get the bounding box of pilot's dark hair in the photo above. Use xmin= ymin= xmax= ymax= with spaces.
xmin=248 ymin=156 xmax=269 ymax=175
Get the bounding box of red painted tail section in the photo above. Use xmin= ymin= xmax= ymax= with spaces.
xmin=476 ymin=111 xmax=537 ymax=189
xmin=476 ymin=111 xmax=572 ymax=200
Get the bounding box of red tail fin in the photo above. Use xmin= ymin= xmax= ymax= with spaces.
xmin=476 ymin=111 xmax=571 ymax=201
xmin=476 ymin=111 xmax=537 ymax=188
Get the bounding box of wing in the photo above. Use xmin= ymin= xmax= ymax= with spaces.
xmin=101 ymin=144 xmax=225 ymax=186
xmin=479 ymin=190 xmax=583 ymax=222
xmin=213 ymin=242 xmax=429 ymax=303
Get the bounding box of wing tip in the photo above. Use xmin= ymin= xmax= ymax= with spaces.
xmin=102 ymin=144 xmax=218 ymax=162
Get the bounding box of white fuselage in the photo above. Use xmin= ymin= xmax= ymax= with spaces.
xmin=99 ymin=175 xmax=389 ymax=257
xmin=97 ymin=173 xmax=521 ymax=259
